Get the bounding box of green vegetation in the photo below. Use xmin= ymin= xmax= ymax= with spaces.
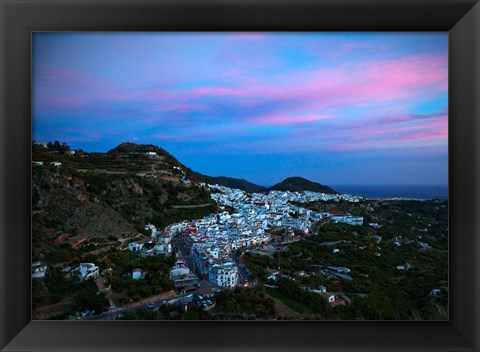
xmin=242 ymin=253 xmax=276 ymax=282
xmin=105 ymin=251 xmax=174 ymax=303
xmin=32 ymin=141 xmax=448 ymax=321
xmin=73 ymin=279 xmax=109 ymax=313
xmin=275 ymin=278 xmax=328 ymax=314
xmin=33 ymin=268 xmax=108 ymax=314
xmin=42 ymin=268 xmax=77 ymax=304
xmin=264 ymin=287 xmax=313 ymax=314
xmin=32 ymin=140 xmax=215 ymax=252
xmin=47 ymin=140 xmax=71 ymax=153
xmin=270 ymin=176 xmax=337 ymax=194
xmin=241 ymin=199 xmax=448 ymax=320
xmin=213 ymin=286 xmax=275 ymax=318
xmin=117 ymin=305 xmax=213 ymax=320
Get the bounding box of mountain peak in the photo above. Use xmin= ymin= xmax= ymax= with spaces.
xmin=269 ymin=176 xmax=337 ymax=194
xmin=199 ymin=174 xmax=267 ymax=193
xmin=108 ymin=142 xmax=168 ymax=155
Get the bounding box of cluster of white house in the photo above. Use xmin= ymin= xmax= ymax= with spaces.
xmin=327 ymin=211 xmax=364 ymax=226
xmin=32 ymin=261 xmax=100 ymax=282
xmin=167 ymin=185 xmax=365 ymax=289
xmin=121 ymin=185 xmax=364 ymax=290
xmin=184 ymin=214 xmax=255 ymax=288
xmin=210 ymin=185 xmax=364 ymax=231
xmin=57 ymin=263 xmax=100 ymax=282
xmin=127 ymin=223 xmax=177 ymax=256
xmin=32 ymin=161 xmax=63 ymax=167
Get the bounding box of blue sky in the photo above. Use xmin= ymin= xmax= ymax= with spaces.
xmin=32 ymin=32 xmax=448 ymax=186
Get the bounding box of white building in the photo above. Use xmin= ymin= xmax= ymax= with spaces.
xmin=210 ymin=262 xmax=238 ymax=288
xmin=396 ymin=263 xmax=412 ymax=271
xmin=345 ymin=216 xmax=364 ymax=226
xmin=170 ymin=267 xmax=190 ymax=278
xmin=170 ymin=261 xmax=198 ymax=293
xmin=33 ymin=141 xmax=47 ymax=148
xmin=132 ymin=268 xmax=145 ymax=280
xmin=128 ymin=242 xmax=143 ymax=252
xmin=154 ymin=241 xmax=172 ymax=255
xmin=328 ymin=212 xmax=363 ymax=226
xmin=32 ymin=261 xmax=47 ymax=279
xmin=74 ymin=263 xmax=99 ymax=282
xmin=144 ymin=223 xmax=159 ymax=237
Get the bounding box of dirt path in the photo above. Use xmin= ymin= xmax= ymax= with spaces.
xmin=273 ymin=299 xmax=301 ymax=320
xmin=120 ymin=290 xmax=176 ymax=309
xmin=33 ymin=298 xmax=75 ymax=320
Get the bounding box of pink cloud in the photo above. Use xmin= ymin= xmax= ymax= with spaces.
xmin=150 ymin=103 xmax=209 ymax=114
xmin=248 ymin=114 xmax=329 ymax=125
xmin=35 ymin=53 xmax=447 ymax=141
xmin=228 ymin=32 xmax=267 ymax=42
xmin=395 ymin=130 xmax=448 ymax=143
xmin=34 ymin=64 xmax=136 ymax=112
xmin=190 ymin=87 xmax=244 ymax=97
xmin=45 ymin=53 xmax=446 ymax=116
xmin=250 ymin=53 xmax=443 ymax=105
xmin=102 ymin=88 xmax=173 ymax=101
xmin=286 ymin=111 xmax=447 ymax=153
xmin=330 ymin=113 xmax=448 ymax=150
xmin=314 ymin=41 xmax=374 ymax=59
xmin=40 ymin=97 xmax=84 ymax=110
xmin=352 ymin=55 xmax=448 ymax=101
xmin=34 ymin=65 xmax=107 ymax=97
xmin=362 ymin=114 xmax=447 ymax=137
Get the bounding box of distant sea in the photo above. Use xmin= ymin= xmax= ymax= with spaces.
xmin=331 ymin=184 xmax=448 ymax=200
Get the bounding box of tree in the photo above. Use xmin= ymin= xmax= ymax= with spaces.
xmin=61 ymin=142 xmax=71 ymax=153
xmin=74 ymin=280 xmax=109 ymax=313
xmin=47 ymin=140 xmax=71 ymax=153
xmin=356 ymin=293 xmax=397 ymax=320
xmin=47 ymin=248 xmax=72 ymax=264
xmin=103 ymin=258 xmax=114 ymax=269
xmin=45 ymin=268 xmax=76 ymax=303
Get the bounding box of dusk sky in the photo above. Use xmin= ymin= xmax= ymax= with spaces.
xmin=32 ymin=32 xmax=448 ymax=187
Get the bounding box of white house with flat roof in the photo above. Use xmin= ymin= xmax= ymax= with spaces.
xmin=128 ymin=242 xmax=143 ymax=252
xmin=32 ymin=261 xmax=47 ymax=279
xmin=132 ymin=268 xmax=145 ymax=280
xmin=209 ymin=262 xmax=238 ymax=288
xmin=74 ymin=263 xmax=99 ymax=282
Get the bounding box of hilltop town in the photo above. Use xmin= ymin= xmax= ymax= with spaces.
xmin=31 ymin=142 xmax=448 ymax=320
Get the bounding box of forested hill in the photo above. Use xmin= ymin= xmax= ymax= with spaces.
xmin=32 ymin=141 xmax=216 ymax=259
xmin=269 ymin=177 xmax=337 ymax=194
xmin=198 ymin=174 xmax=268 ymax=193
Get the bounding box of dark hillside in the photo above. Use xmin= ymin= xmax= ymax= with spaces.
xmin=32 ymin=142 xmax=216 ymax=260
xmin=269 ymin=177 xmax=337 ymax=194
xmin=201 ymin=175 xmax=267 ymax=193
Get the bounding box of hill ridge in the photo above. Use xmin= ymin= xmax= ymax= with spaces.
xmin=269 ymin=176 xmax=337 ymax=194
xmin=201 ymin=174 xmax=337 ymax=194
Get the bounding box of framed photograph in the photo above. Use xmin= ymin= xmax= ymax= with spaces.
xmin=1 ymin=0 xmax=479 ymax=351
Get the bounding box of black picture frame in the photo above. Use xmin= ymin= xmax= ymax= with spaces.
xmin=1 ymin=1 xmax=479 ymax=351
